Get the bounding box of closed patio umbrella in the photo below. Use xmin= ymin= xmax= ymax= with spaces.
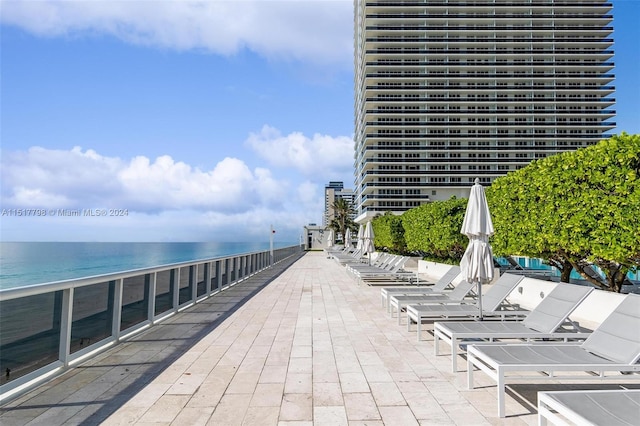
xmin=362 ymin=221 xmax=375 ymax=265
xmin=327 ymin=229 xmax=334 ymax=248
xmin=460 ymin=178 xmax=495 ymax=320
xmin=356 ymin=224 xmax=364 ymax=251
xmin=344 ymin=229 xmax=352 ymax=248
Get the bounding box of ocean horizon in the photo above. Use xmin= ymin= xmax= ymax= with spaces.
xmin=0 ymin=241 xmax=297 ymax=290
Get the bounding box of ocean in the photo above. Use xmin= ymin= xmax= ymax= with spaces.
xmin=0 ymin=241 xmax=296 ymax=290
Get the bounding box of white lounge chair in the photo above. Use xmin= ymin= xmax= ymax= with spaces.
xmin=406 ymin=273 xmax=526 ymax=341
xmin=467 ymin=293 xmax=640 ymax=417
xmin=538 ymin=389 xmax=640 ymax=426
xmin=380 ymin=266 xmax=461 ymax=310
xmin=348 ymin=256 xmax=413 ymax=285
xmin=434 ymin=283 xmax=593 ymax=372
xmin=389 ymin=279 xmax=476 ymax=325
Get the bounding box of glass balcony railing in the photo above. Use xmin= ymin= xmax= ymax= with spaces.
xmin=0 ymin=245 xmax=302 ymax=402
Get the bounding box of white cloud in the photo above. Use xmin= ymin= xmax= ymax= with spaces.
xmin=1 ymin=0 xmax=353 ymax=66
xmin=0 ymin=124 xmax=351 ymax=241
xmin=246 ymin=125 xmax=354 ymax=178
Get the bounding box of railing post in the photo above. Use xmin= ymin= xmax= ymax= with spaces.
xmin=191 ymin=265 xmax=197 ymax=302
xmin=112 ymin=279 xmax=123 ymax=341
xmin=59 ymin=288 xmax=74 ymax=367
xmin=215 ymin=260 xmax=222 ymax=293
xmin=205 ymin=262 xmax=212 ymax=294
xmin=148 ymin=272 xmax=156 ymax=323
xmin=172 ymin=269 xmax=180 ymax=312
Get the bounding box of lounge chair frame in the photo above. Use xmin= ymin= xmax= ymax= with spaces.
xmin=537 ymin=389 xmax=640 ymax=426
xmin=434 ymin=283 xmax=593 ymax=372
xmin=379 ymin=266 xmax=461 ymax=310
xmin=466 ymin=294 xmax=640 ymax=417
xmin=406 ymin=273 xmax=526 ymax=341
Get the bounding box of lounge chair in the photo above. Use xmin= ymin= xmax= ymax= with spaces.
xmin=434 ymin=283 xmax=593 ymax=372
xmin=347 ymin=254 xmax=403 ymax=274
xmin=538 ymin=389 xmax=640 ymax=426
xmin=332 ymin=248 xmax=363 ymax=265
xmin=348 ymin=256 xmax=416 ymax=285
xmin=389 ymin=279 xmax=476 ymax=325
xmin=467 ymin=293 xmax=640 ymax=417
xmin=406 ymin=273 xmax=526 ymax=341
xmin=379 ymin=266 xmax=461 ymax=310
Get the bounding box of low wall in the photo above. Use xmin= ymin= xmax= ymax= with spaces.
xmin=418 ymin=260 xmax=627 ymax=330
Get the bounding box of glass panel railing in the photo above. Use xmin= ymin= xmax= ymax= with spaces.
xmin=71 ymin=281 xmax=114 ymax=354
xmin=196 ymin=263 xmax=207 ymax=297
xmin=221 ymin=259 xmax=229 ymax=287
xmin=120 ymin=274 xmax=150 ymax=331
xmin=0 ymin=244 xmax=300 ymax=399
xmin=178 ymin=266 xmax=192 ymax=306
xmin=211 ymin=260 xmax=220 ymax=293
xmin=154 ymin=269 xmax=173 ymax=316
xmin=0 ymin=291 xmax=63 ymax=385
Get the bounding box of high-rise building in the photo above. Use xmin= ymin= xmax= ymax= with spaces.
xmin=324 ymin=181 xmax=355 ymax=226
xmin=353 ymin=0 xmax=615 ymax=222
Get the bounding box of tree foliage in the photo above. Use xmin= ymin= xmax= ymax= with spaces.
xmin=372 ymin=211 xmax=406 ymax=253
xmin=327 ymin=198 xmax=357 ymax=245
xmin=401 ymin=197 xmax=468 ymax=264
xmin=487 ymin=133 xmax=640 ymax=292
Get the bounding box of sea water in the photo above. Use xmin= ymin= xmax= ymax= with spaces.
xmin=0 ymin=241 xmax=296 ymax=290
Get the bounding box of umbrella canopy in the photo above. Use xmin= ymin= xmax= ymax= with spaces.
xmin=362 ymin=221 xmax=375 ymax=256
xmin=356 ymin=224 xmax=364 ymax=251
xmin=326 ymin=229 xmax=334 ymax=248
xmin=344 ymin=229 xmax=353 ymax=247
xmin=362 ymin=221 xmax=376 ymax=265
xmin=460 ymin=178 xmax=495 ymax=319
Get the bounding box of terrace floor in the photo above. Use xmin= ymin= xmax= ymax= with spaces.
xmin=0 ymin=251 xmax=627 ymax=425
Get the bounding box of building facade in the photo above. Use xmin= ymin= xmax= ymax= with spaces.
xmin=324 ymin=181 xmax=356 ymax=226
xmin=353 ymin=0 xmax=615 ymax=222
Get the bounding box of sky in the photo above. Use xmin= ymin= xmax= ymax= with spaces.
xmin=1 ymin=0 xmax=639 ymax=243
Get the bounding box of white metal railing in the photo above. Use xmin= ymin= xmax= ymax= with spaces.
xmin=0 ymin=245 xmax=302 ymax=403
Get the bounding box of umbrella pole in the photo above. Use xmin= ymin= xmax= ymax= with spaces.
xmin=477 ymin=281 xmax=483 ymax=321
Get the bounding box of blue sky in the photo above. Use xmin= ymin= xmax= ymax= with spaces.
xmin=1 ymin=0 xmax=638 ymax=243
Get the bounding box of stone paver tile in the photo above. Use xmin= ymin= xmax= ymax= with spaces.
xmin=206 ymin=393 xmax=252 ymax=426
xmin=170 ymin=406 xmax=214 ymax=426
xmin=227 ymin=372 xmax=261 ymax=394
xmin=137 ymin=395 xmax=191 ymax=424
xmin=348 ymin=422 xmax=384 ymax=426
xmin=279 ymin=393 xmax=313 ymax=421
xmin=101 ymin=406 xmax=147 ymax=425
xmin=242 ymin=406 xmax=280 ymax=426
xmin=119 ymin=383 xmax=172 ymax=408
xmin=238 ymin=356 xmax=268 ymax=373
xmin=312 ymin=382 xmax=344 ymax=406
xmin=290 ymin=345 xmax=312 ymax=358
xmin=185 ymin=372 xmax=234 ymax=408
xmin=343 ymin=393 xmax=380 ymax=421
xmin=378 ymin=405 xmax=419 ymax=426
xmin=276 ymin=422 xmax=313 ymax=426
xmin=404 ymin=392 xmax=448 ymax=421
xmin=397 ymin=380 xmax=429 ymax=395
xmin=339 ymin=372 xmax=370 ymax=393
xmin=313 ymin=406 xmax=348 ymax=426
xmin=369 ymin=382 xmax=406 ymax=406
xmin=167 ymin=373 xmax=207 ymax=395
xmin=356 ymin=351 xmax=384 ymax=366
xmin=288 ymin=357 xmax=312 ymax=374
xmin=250 ymin=383 xmax=284 ymax=407
xmin=441 ymin=402 xmax=491 ymax=426
xmin=259 ymin=365 xmax=288 ymax=384
xmin=284 ymin=373 xmax=312 ymax=394
xmin=361 ymin=364 xmax=394 ymax=383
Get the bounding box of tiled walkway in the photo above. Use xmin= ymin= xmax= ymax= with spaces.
xmin=3 ymin=252 xmax=548 ymax=425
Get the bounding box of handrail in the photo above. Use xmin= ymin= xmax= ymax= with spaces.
xmin=0 ymin=244 xmax=302 ymax=403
